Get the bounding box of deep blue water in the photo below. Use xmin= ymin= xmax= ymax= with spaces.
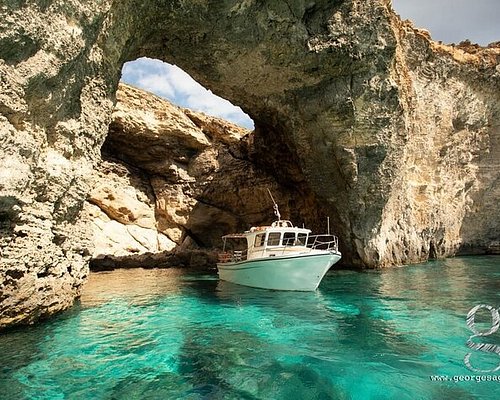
xmin=0 ymin=256 xmax=499 ymax=399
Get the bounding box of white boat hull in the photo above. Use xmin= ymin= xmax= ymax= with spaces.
xmin=217 ymin=251 xmax=341 ymax=291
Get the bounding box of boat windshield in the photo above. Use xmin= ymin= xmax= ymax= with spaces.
xmin=283 ymin=232 xmax=295 ymax=246
xmin=282 ymin=232 xmax=308 ymax=246
xmin=260 ymin=231 xmax=310 ymax=247
xmin=267 ymin=232 xmax=281 ymax=246
xmin=254 ymin=234 xmax=265 ymax=247
xmin=297 ymin=232 xmax=308 ymax=245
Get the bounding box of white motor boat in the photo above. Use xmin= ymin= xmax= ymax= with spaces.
xmin=217 ymin=210 xmax=341 ymax=291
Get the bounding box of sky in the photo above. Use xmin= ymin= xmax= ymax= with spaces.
xmin=121 ymin=1 xmax=500 ymax=129
xmin=121 ymin=58 xmax=255 ymax=129
xmin=392 ymin=0 xmax=500 ymax=45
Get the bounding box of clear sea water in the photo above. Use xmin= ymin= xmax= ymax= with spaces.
xmin=1 ymin=256 xmax=499 ymax=400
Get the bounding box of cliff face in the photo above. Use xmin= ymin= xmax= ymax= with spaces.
xmin=393 ymin=34 xmax=500 ymax=260
xmin=0 ymin=1 xmax=117 ymax=328
xmin=1 ymin=0 xmax=499 ymax=328
xmin=90 ymin=83 xmax=325 ymax=269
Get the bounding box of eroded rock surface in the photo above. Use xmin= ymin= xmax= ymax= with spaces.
xmin=91 ymin=84 xmax=323 ymax=269
xmin=86 ymin=157 xmax=176 ymax=261
xmin=1 ymin=0 xmax=499 ymax=328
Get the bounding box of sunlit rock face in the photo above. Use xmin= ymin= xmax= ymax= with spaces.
xmin=91 ymin=84 xmax=326 ymax=269
xmin=132 ymin=0 xmax=500 ymax=267
xmin=0 ymin=1 xmax=119 ymax=329
xmin=1 ymin=0 xmax=499 ymax=328
xmin=86 ymin=157 xmax=177 ymax=262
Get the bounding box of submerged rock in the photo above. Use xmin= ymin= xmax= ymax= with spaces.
xmin=0 ymin=0 xmax=499 ymax=329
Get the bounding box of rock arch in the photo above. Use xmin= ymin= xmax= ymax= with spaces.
xmin=1 ymin=0 xmax=499 ymax=328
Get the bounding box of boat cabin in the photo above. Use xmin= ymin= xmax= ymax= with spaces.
xmin=220 ymin=220 xmax=312 ymax=262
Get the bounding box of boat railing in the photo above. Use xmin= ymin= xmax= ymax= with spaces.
xmin=307 ymin=234 xmax=339 ymax=252
xmin=218 ymin=234 xmax=339 ymax=263
xmin=217 ymin=249 xmax=249 ymax=263
xmin=277 ymin=234 xmax=339 ymax=255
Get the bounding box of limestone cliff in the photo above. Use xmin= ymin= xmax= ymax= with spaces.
xmin=90 ymin=83 xmax=325 ymax=269
xmin=86 ymin=158 xmax=176 ymax=263
xmin=1 ymin=0 xmax=499 ymax=329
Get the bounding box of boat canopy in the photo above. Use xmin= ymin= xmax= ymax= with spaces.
xmin=271 ymin=220 xmax=294 ymax=228
xmin=222 ymin=233 xmax=247 ymax=239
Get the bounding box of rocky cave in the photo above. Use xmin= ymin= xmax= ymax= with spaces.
xmin=1 ymin=0 xmax=499 ymax=329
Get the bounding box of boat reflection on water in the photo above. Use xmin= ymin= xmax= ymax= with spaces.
xmin=214 ymin=279 xmax=337 ymax=322
xmin=215 ymin=278 xmax=326 ymax=301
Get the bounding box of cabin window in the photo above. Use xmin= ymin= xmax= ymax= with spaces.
xmin=297 ymin=233 xmax=308 ymax=246
xmin=254 ymin=233 xmax=265 ymax=247
xmin=267 ymin=232 xmax=281 ymax=246
xmin=283 ymin=232 xmax=296 ymax=246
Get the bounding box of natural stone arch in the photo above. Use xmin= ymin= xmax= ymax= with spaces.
xmin=126 ymin=0 xmax=403 ymax=265
xmin=1 ymin=0 xmax=499 ymax=328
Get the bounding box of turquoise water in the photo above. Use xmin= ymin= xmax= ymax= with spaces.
xmin=1 ymin=257 xmax=499 ymax=399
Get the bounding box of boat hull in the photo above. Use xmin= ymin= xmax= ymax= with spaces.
xmin=217 ymin=251 xmax=341 ymax=291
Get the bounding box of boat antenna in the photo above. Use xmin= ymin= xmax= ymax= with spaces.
xmin=327 ymin=216 xmax=330 ymax=235
xmin=267 ymin=188 xmax=281 ymax=221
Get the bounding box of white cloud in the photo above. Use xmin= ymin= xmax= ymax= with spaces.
xmin=121 ymin=58 xmax=254 ymax=129
xmin=136 ymin=74 xmax=175 ymax=98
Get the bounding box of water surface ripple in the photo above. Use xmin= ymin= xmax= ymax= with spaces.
xmin=0 ymin=257 xmax=499 ymax=399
